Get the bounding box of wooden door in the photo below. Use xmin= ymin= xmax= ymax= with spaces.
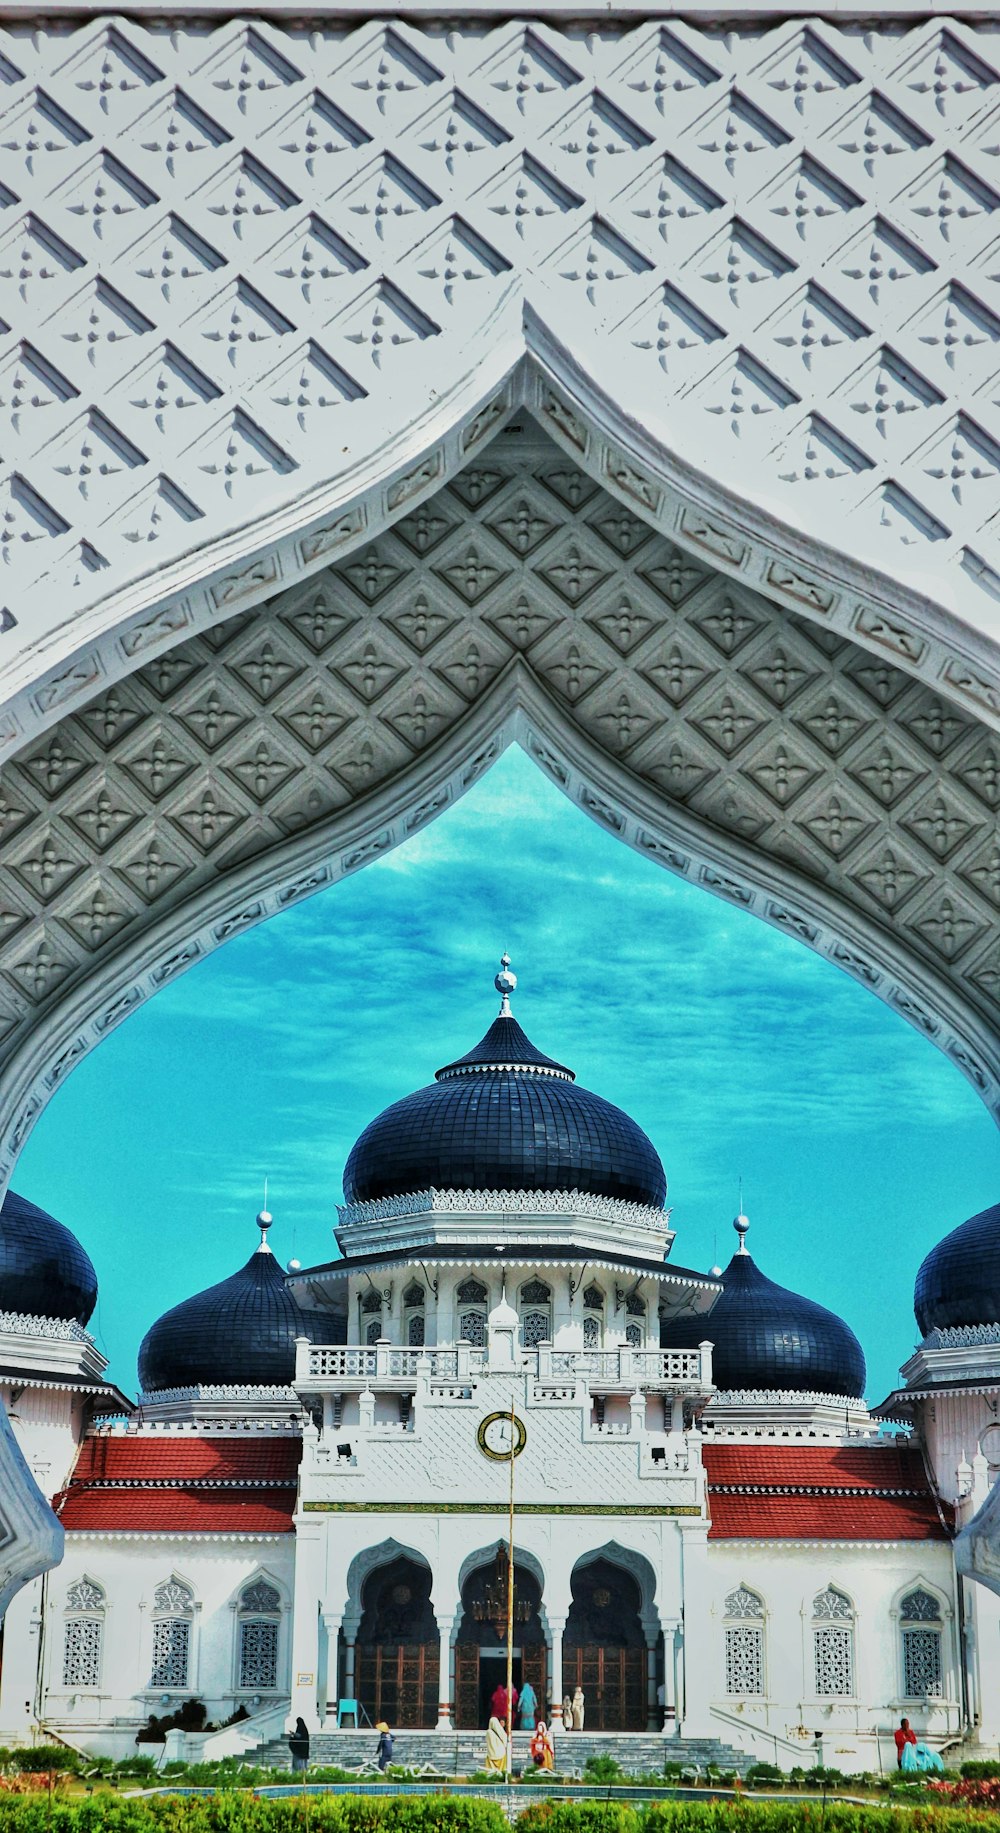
xmin=455 ymin=1643 xmax=480 ymax=1730
xmin=356 ymin=1642 xmax=437 ymax=1728
xmin=522 ymin=1644 xmax=547 ymax=1725
xmin=563 ymin=1645 xmax=645 ymax=1731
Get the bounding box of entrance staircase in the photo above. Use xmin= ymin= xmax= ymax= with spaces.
xmin=253 ymin=1728 xmax=752 ymax=1776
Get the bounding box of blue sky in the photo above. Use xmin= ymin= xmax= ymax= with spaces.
xmin=14 ymin=743 xmax=998 ymax=1405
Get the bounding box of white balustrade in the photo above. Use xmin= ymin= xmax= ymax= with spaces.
xmin=300 ymin=1341 xmax=713 ymax=1388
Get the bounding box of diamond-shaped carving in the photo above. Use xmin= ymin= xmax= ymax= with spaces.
xmin=756 ymin=153 xmax=863 ymax=244
xmin=392 ymin=499 xmax=462 ymax=557
xmin=902 ymin=785 xmax=980 ymax=860
xmin=115 ymin=341 xmax=221 ymax=436
xmin=898 ymin=694 xmax=971 ymax=758
xmin=959 ymin=835 xmax=1000 ymax=908
xmin=478 ymin=28 xmax=582 ymax=118
xmin=546 ymin=90 xmax=653 ymax=179
xmin=621 ymin=155 xmax=723 ymax=249
xmin=339 ymin=26 xmax=443 ymax=118
xmin=0 ymin=474 xmax=69 ymax=582
xmin=897 ymin=155 xmax=1000 ymax=249
xmin=752 ymin=27 xmax=861 ymax=120
xmin=774 ymin=413 xmax=873 ymax=485
xmin=794 ymin=688 xmax=871 ymax=756
xmin=409 ymin=90 xmax=511 ymax=183
xmin=434 ymin=539 xmax=510 ymax=605
xmin=955 ymin=733 xmax=1000 ymax=809
xmin=639 ymin=542 xmax=712 ymax=611
xmin=0 ymin=340 xmax=78 ymax=443
xmin=54 ymin=150 xmax=158 ymax=243
xmin=764 ymin=282 xmax=869 ymax=378
xmin=169 ymin=774 xmax=247 ymax=853
xmin=409 ymin=216 xmax=511 ymax=308
xmin=195 ymin=153 xmax=299 ymax=246
xmin=741 ymin=734 xmax=822 ymax=807
xmin=53 ymin=25 xmax=164 ymax=123
xmin=620 ymin=26 xmax=722 ymax=117
xmin=796 ymin=786 xmax=874 ymax=858
xmin=625 ymin=281 xmax=724 ymax=375
xmin=837 ymin=345 xmax=946 ymax=442
xmin=480 ymin=154 xmax=583 ymax=251
xmin=890 ymin=28 xmax=998 ymax=127
xmin=687 ymin=88 xmax=790 ymax=183
xmin=905 ymin=883 xmax=987 ymax=962
xmin=8 ymin=824 xmax=88 ymax=902
xmin=335 ymin=637 xmax=405 ymax=703
xmin=43 ymin=409 xmax=146 ymax=503
xmin=134 ymin=87 xmax=231 ymax=185
xmin=0 ymin=90 xmax=91 ymax=185
xmin=194 ymin=26 xmax=302 ymax=117
xmin=261 ymin=341 xmax=365 ymax=440
xmin=693 ymin=348 xmax=799 ymax=438
xmin=109 ymin=475 xmax=203 ymax=549
xmin=833 ymin=214 xmax=936 ymax=309
xmin=847 ymin=736 xmax=927 ymax=807
xmin=127 ymin=215 xmax=226 ymax=310
xmin=908 ymin=281 xmax=1000 ymax=377
xmin=859 ymin=482 xmax=950 ymax=548
xmin=916 ymin=412 xmax=1000 ymax=512
xmin=52 ymin=277 xmax=153 ymax=373
xmin=276 ymin=682 xmax=355 ymax=754
xmin=262 ymin=89 xmax=371 ymax=181
xmin=188 ymin=408 xmax=296 ymax=505
xmin=534 ymin=537 xmax=610 ymax=606
xmin=485 ymin=493 xmax=559 ymax=557
xmin=266 ymin=215 xmax=367 ymax=313
xmin=223 ymin=733 xmax=301 ymax=804
xmin=338 ymin=153 xmax=439 ymax=248
xmin=333 ymin=280 xmax=438 ymax=371
xmin=850 ymin=840 xmax=931 ymax=912
xmin=335 ymin=545 xmax=410 ymax=605
xmin=828 ymin=91 xmax=932 ymax=184
xmin=192 ymin=278 xmax=294 ymax=382
xmin=548 ymin=216 xmax=653 ymax=312
xmin=0 ymin=214 xmax=85 ymax=312
xmin=688 ymin=218 xmax=794 ymax=308
xmin=693 ymin=687 xmax=766 ymax=757
xmin=384 ymin=591 xmax=459 ymax=654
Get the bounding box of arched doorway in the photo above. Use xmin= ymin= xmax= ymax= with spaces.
xmin=454 ymin=1544 xmax=546 ymax=1731
xmin=354 ymin=1554 xmax=439 ymax=1729
xmin=563 ymin=1556 xmax=652 ymax=1732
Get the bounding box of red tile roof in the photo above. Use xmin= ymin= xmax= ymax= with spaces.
xmin=71 ymin=1436 xmax=300 ymax=1485
xmin=56 ymin=1487 xmax=297 ymax=1533
xmin=56 ymin=1434 xmax=300 ymax=1534
xmin=703 ymin=1442 xmax=949 ymax=1541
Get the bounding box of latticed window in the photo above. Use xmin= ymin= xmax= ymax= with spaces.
xmin=725 ymin=1626 xmax=764 ymax=1695
xmin=901 ymin=1589 xmax=943 ymax=1697
xmin=238 ymin=1581 xmax=280 ymax=1691
xmin=150 ymin=1578 xmax=194 ymax=1688
xmin=523 ymin=1311 xmax=549 ymax=1347
xmin=583 ymin=1315 xmax=601 ymax=1348
xmin=813 ymin=1589 xmax=854 ymax=1697
xmin=626 ymin=1294 xmax=646 ymax=1317
xmin=460 ymin=1309 xmax=486 ymax=1348
xmin=239 ymin=1619 xmax=279 ymax=1690
xmin=407 ymin=1313 xmax=425 ymax=1347
xmin=365 ymin=1318 xmax=382 ymax=1345
xmin=403 ymin=1283 xmax=424 ymax=1308
xmin=724 ymin=1586 xmax=765 ymax=1696
xmin=583 ymin=1285 xmax=604 ymax=1311
xmin=457 ymin=1278 xmax=488 ymax=1305
xmin=64 ymin=1617 xmax=102 ymax=1689
xmin=152 ymin=1619 xmax=190 ymax=1689
xmin=63 ymin=1578 xmax=105 ymax=1689
xmin=626 ymin=1322 xmax=642 ymax=1347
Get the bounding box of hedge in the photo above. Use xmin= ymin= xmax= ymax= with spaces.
xmin=0 ymin=1800 xmax=508 ymax=1833
xmin=517 ymin=1806 xmax=1000 ymax=1833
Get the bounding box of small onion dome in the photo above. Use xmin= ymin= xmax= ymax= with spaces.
xmin=137 ymin=1212 xmax=330 ymax=1393
xmin=343 ymin=956 xmax=666 ymax=1209
xmin=669 ymin=1216 xmax=866 ymax=1398
xmin=914 ymin=1200 xmax=1000 ymax=1335
xmin=0 ymin=1189 xmax=97 ymax=1326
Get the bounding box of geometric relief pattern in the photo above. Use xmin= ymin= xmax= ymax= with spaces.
xmin=1 ymin=422 xmax=998 ymax=1184
xmin=902 ymin=1626 xmax=943 ymax=1697
xmin=150 ymin=1616 xmax=190 ymax=1690
xmin=1 ymin=16 xmax=1000 ymax=662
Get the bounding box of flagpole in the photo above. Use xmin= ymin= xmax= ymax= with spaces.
xmin=505 ymin=1396 xmax=515 ymax=1781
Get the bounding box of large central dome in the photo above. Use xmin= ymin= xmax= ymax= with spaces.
xmin=343 ymin=957 xmax=666 ymax=1209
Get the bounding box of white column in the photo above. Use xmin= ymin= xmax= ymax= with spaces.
xmin=660 ymin=1621 xmax=679 ymax=1735
xmin=288 ymin=1520 xmax=324 ymax=1731
xmin=435 ymin=1614 xmax=455 ymax=1729
xmin=321 ymin=1612 xmax=341 ymax=1719
xmin=547 ymin=1615 xmax=566 ymax=1724
xmin=645 ymin=1630 xmax=659 ymax=1732
xmin=678 ymin=1524 xmax=712 ymax=1736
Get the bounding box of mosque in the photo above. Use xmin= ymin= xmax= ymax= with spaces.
xmin=0 ymin=955 xmax=998 ymax=1773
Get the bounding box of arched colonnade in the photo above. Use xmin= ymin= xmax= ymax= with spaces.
xmin=318 ymin=1535 xmax=669 ymax=1733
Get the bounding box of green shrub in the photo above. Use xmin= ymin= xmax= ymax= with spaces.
xmin=0 ymin=1748 xmax=83 ymax=1775
xmin=582 ymin=1760 xmax=627 ymax=1787
xmin=744 ymin=1766 xmax=782 ymax=1789
xmin=960 ymin=1762 xmax=1000 ymax=1779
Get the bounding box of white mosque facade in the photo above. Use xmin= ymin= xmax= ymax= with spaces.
xmin=0 ymin=958 xmax=998 ymax=1774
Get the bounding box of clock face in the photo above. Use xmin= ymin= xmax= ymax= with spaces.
xmin=477 ymin=1411 xmax=527 ymax=1461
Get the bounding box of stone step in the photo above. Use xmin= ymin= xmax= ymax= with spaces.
xmin=254 ymin=1729 xmax=751 ymax=1777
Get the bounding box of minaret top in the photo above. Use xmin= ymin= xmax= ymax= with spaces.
xmin=256 ymin=1207 xmax=274 ymax=1254
xmin=734 ymin=1213 xmax=750 ymax=1255
xmin=494 ymin=952 xmax=517 ymax=1017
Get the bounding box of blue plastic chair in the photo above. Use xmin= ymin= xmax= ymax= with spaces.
xmin=337 ymin=1698 xmax=359 ymax=1728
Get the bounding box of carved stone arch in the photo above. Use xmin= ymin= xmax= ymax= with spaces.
xmin=570 ymin=1540 xmax=659 ymax=1623
xmin=345 ymin=1536 xmax=434 ymax=1627
xmin=458 ymin=1538 xmax=548 ymax=1601
xmin=152 ymin=1573 xmax=197 ymax=1616
xmin=6 ymin=13 xmax=1000 ymax=752
xmin=2 ymin=414 xmax=1000 ymax=1196
xmin=892 ymin=1576 xmax=951 ymax=1621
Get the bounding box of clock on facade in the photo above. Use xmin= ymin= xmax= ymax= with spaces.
xmin=477 ymin=1411 xmax=527 ymax=1461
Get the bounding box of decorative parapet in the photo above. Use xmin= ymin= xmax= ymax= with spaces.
xmin=923 ymin=1324 xmax=1000 ymax=1348
xmin=337 ymin=1186 xmax=671 ymax=1235
xmin=709 ymin=1388 xmax=871 ymax=1408
xmin=0 ymin=1311 xmax=89 ymax=1341
xmin=139 ymin=1384 xmax=300 ymax=1403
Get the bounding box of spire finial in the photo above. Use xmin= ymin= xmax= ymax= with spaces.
xmin=733 ymin=1211 xmax=750 ymax=1255
xmin=494 ymin=951 xmax=517 ymax=1018
xmin=256 ymin=1180 xmax=273 ymax=1254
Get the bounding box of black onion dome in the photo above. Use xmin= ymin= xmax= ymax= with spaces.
xmin=669 ymin=1223 xmax=866 ymax=1398
xmin=138 ymin=1220 xmax=328 ymax=1392
xmin=0 ymin=1189 xmax=97 ymax=1326
xmin=343 ymin=962 xmax=666 ymax=1208
xmin=914 ymin=1201 xmax=1000 ymax=1335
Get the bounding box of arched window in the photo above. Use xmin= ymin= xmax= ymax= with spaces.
xmin=724 ymin=1586 xmax=765 ymax=1696
xmin=404 ymin=1282 xmax=425 ymax=1348
xmin=583 ymin=1284 xmax=604 ymax=1349
xmin=238 ymin=1579 xmax=281 ymax=1691
xmin=151 ymin=1578 xmax=194 ymax=1690
xmin=625 ymin=1293 xmax=646 ymax=1348
xmin=457 ymin=1277 xmax=488 ymax=1348
xmin=361 ymin=1288 xmax=383 ymax=1347
xmin=63 ymin=1577 xmax=106 ymax=1689
xmin=900 ymin=1588 xmax=944 ymax=1699
xmin=520 ymin=1278 xmax=552 ymax=1348
xmin=813 ymin=1587 xmax=854 ymax=1697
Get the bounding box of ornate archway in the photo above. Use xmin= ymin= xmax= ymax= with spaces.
xmin=1 ymin=416 xmax=998 ymax=1190
xmin=3 ymin=12 xmax=1000 ymax=756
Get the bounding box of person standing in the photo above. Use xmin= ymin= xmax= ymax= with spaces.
xmin=561 ymin=1693 xmax=573 ymax=1731
xmin=485 ymin=1715 xmax=508 ymax=1773
xmin=571 ymin=1686 xmax=585 ymax=1731
xmin=530 ymin=1720 xmax=555 ymax=1770
xmin=288 ymin=1717 xmax=310 ymax=1773
xmin=491 ymin=1679 xmax=518 ymax=1726
xmin=376 ymin=1722 xmax=394 ymax=1772
xmin=518 ymin=1677 xmax=537 ymax=1729
xmin=894 ymin=1718 xmax=917 ymax=1768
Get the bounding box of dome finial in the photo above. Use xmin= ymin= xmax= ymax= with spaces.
xmin=256 ymin=1178 xmax=273 ymax=1255
xmin=734 ymin=1211 xmax=750 ymax=1255
xmin=494 ymin=951 xmax=517 ymax=1018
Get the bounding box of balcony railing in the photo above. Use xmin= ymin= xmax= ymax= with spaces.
xmin=299 ymin=1341 xmax=712 ymax=1389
